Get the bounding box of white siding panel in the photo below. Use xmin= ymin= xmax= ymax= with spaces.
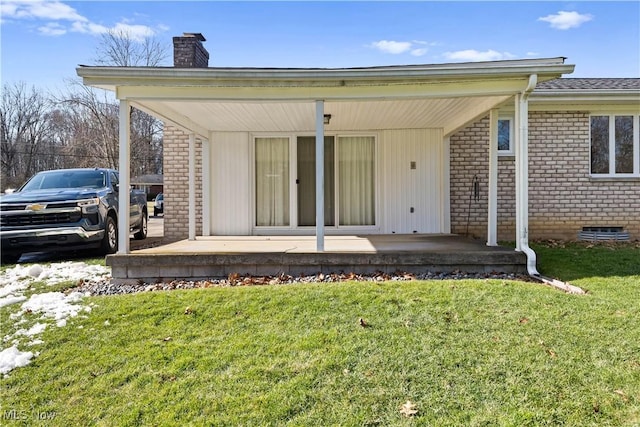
xmin=381 ymin=129 xmax=444 ymax=234
xmin=210 ymin=132 xmax=251 ymax=235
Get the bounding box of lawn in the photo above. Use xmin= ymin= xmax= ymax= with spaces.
xmin=1 ymin=243 xmax=639 ymax=426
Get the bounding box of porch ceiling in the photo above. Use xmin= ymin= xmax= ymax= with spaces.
xmin=133 ymin=95 xmax=511 ymax=137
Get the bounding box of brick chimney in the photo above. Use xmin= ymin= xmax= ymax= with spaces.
xmin=173 ymin=33 xmax=209 ymax=68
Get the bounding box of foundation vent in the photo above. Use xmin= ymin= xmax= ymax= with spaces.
xmin=578 ymin=226 xmax=629 ymax=241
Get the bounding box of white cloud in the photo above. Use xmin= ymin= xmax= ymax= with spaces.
xmin=1 ymin=0 xmax=162 ymax=39
xmin=70 ymin=20 xmax=109 ymax=36
xmin=371 ymin=40 xmax=412 ymax=54
xmin=38 ymin=22 xmax=66 ymax=36
xmin=538 ymin=11 xmax=593 ymax=30
xmin=443 ymin=49 xmax=516 ymax=62
xmin=1 ymin=0 xmax=86 ymax=22
xmin=370 ymin=40 xmax=430 ymax=57
xmin=112 ymin=22 xmax=156 ymax=42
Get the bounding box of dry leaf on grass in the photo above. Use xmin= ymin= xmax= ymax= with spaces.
xmin=614 ymin=389 xmax=629 ymax=402
xmin=399 ymin=400 xmax=418 ymax=417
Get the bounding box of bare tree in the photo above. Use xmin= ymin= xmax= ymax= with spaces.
xmin=90 ymin=28 xmax=167 ymax=176
xmin=1 ymin=82 xmax=54 ymax=188
xmin=1 ymin=30 xmax=167 ymax=190
xmin=94 ymin=28 xmax=168 ymax=67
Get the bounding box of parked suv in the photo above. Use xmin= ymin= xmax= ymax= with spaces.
xmin=0 ymin=168 xmax=148 ymax=264
xmin=153 ymin=193 xmax=164 ymax=216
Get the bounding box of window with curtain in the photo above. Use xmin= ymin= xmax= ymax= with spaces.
xmin=255 ymin=137 xmax=289 ymax=226
xmin=338 ymin=136 xmax=375 ymax=226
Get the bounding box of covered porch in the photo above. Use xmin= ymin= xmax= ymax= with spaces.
xmin=107 ymin=234 xmax=526 ymax=284
xmin=77 ymin=48 xmax=574 ymax=283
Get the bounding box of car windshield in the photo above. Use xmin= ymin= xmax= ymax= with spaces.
xmin=20 ymin=170 xmax=106 ymax=191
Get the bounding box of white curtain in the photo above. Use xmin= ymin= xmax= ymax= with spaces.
xmin=255 ymin=137 xmax=289 ymax=226
xmin=338 ymin=136 xmax=375 ymax=225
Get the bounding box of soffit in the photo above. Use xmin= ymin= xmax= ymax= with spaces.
xmin=132 ymin=96 xmax=511 ymax=137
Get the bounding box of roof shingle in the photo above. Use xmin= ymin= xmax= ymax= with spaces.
xmin=536 ymin=78 xmax=640 ymax=91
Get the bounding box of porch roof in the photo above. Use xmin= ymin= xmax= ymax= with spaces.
xmin=77 ymin=57 xmax=574 ymax=138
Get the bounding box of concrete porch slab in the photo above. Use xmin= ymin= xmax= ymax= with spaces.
xmin=106 ymin=235 xmax=527 ymax=284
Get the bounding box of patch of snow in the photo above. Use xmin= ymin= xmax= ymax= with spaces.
xmin=0 ymin=261 xmax=109 ymax=375
xmin=0 ymin=346 xmax=34 ymax=375
xmin=0 ymin=295 xmax=27 ymax=308
xmin=18 ymin=292 xmax=88 ymax=323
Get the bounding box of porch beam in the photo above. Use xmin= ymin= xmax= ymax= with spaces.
xmin=118 ymin=100 xmax=131 ymax=254
xmin=188 ymin=133 xmax=196 ymax=241
xmin=315 ymin=100 xmax=325 ymax=252
xmin=114 ymin=78 xmax=551 ymax=102
xmin=487 ymin=108 xmax=499 ymax=246
xmin=202 ymin=134 xmax=211 ymax=236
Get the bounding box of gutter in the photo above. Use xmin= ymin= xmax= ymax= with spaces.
xmin=519 ymin=75 xmax=586 ymax=295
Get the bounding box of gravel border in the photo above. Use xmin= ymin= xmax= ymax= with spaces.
xmin=74 ymin=271 xmax=534 ymax=296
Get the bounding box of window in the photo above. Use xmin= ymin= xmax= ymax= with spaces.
xmin=590 ymin=115 xmax=639 ymax=176
xmin=255 ymin=137 xmax=290 ymax=226
xmin=497 ymin=117 xmax=514 ymax=155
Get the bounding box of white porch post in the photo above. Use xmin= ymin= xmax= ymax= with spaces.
xmin=118 ymin=100 xmax=131 ymax=254
xmin=188 ymin=133 xmax=196 ymax=241
xmin=514 ymin=94 xmax=523 ymax=251
xmin=487 ymin=108 xmax=499 ymax=246
xmin=315 ymin=100 xmax=325 ymax=252
xmin=202 ymin=134 xmax=211 ymax=236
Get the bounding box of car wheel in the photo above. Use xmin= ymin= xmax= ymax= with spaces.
xmin=134 ymin=212 xmax=148 ymax=240
xmin=1 ymin=253 xmax=21 ymax=265
xmin=101 ymin=216 xmax=118 ymax=254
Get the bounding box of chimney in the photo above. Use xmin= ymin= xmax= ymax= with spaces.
xmin=173 ymin=33 xmax=209 ymax=68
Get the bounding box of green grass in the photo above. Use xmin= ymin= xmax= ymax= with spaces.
xmin=1 ymin=244 xmax=639 ymax=426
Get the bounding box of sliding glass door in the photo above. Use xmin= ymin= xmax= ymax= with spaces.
xmin=297 ymin=136 xmax=335 ymax=226
xmin=255 ymin=135 xmax=375 ymax=229
xmin=255 ymin=137 xmax=289 ymax=226
xmin=338 ymin=136 xmax=375 ymax=226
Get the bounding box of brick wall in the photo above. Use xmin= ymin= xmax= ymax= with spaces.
xmin=450 ymin=111 xmax=640 ymax=241
xmin=162 ymin=125 xmax=203 ymax=241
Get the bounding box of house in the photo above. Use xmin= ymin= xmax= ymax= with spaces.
xmin=131 ymin=174 xmax=163 ymax=199
xmin=77 ymin=33 xmax=639 ymax=282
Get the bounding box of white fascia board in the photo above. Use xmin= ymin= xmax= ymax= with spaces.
xmin=77 ymin=60 xmax=574 ymax=93
xmin=115 ymin=78 xmax=542 ymax=102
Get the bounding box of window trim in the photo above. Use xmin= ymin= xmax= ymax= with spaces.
xmin=589 ymin=114 xmax=640 ymax=178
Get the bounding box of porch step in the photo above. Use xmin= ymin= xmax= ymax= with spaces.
xmin=107 ymin=250 xmax=527 ymax=284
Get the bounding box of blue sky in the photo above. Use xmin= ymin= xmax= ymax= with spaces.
xmin=1 ymin=1 xmax=639 ymax=91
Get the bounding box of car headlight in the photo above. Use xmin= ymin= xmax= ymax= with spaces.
xmin=77 ymin=198 xmax=100 ymax=212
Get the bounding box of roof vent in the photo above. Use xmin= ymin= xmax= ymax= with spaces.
xmin=578 ymin=226 xmax=629 ymax=241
